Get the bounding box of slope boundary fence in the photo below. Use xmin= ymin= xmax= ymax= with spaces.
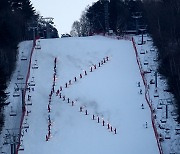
xmin=132 ymin=37 xmax=163 ymax=154
xmin=16 ymin=40 xmax=36 ymax=154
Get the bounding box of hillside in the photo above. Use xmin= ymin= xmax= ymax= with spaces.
xmin=0 ymin=35 xmax=179 ymax=154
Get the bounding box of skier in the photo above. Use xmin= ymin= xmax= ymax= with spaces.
xmin=63 ymin=96 xmax=65 ymax=101
xmin=97 ymin=117 xmax=100 ymax=123
xmin=56 ymin=89 xmax=59 ymax=96
xmin=140 ymin=89 xmax=142 ymax=94
xmin=27 ymin=95 xmax=31 ymax=101
xmin=106 ymin=56 xmax=109 ymax=61
xmin=114 ymin=128 xmax=117 ymax=134
xmin=67 ymin=98 xmax=70 ymax=103
xmin=138 ymin=82 xmax=140 ymax=87
xmin=145 ymin=122 xmax=148 ymax=128
xmin=80 ymin=106 xmax=83 ymax=112
xmin=141 ymin=103 xmax=144 ymax=109
xmin=85 ymin=110 xmax=88 ymax=115
xmin=92 ymin=114 xmax=95 ymax=120
xmin=90 ymin=67 xmax=93 ymax=72
xmin=69 ymin=80 xmax=71 ymax=85
xmin=102 ymin=120 xmax=105 ymax=126
xmin=48 ymin=104 xmax=51 ymax=113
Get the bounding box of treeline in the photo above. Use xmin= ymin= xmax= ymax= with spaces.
xmin=71 ymin=0 xmax=145 ymax=36
xmin=143 ymin=0 xmax=180 ymax=122
xmin=0 ymin=0 xmax=58 ymax=132
xmin=71 ymin=0 xmax=180 ymax=122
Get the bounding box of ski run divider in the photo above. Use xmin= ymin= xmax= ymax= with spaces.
xmin=132 ymin=37 xmax=163 ymax=154
xmin=16 ymin=41 xmax=36 ymax=154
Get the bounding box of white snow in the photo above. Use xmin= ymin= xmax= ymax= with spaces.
xmin=1 ymin=35 xmax=179 ymax=154
xmin=134 ymin=34 xmax=180 ymax=154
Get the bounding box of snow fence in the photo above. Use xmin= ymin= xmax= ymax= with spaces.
xmin=16 ymin=41 xmax=36 ymax=154
xmin=132 ymin=37 xmax=163 ymax=154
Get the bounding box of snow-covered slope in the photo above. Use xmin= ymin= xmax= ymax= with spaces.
xmin=134 ymin=35 xmax=180 ymax=154
xmin=18 ymin=36 xmax=159 ymax=154
xmin=1 ymin=35 xmax=166 ymax=154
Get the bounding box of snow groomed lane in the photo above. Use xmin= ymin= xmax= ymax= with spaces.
xmin=18 ymin=36 xmax=159 ymax=154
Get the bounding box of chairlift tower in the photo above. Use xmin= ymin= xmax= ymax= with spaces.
xmin=28 ymin=21 xmax=38 ymax=45
xmin=2 ymin=128 xmax=20 ymax=154
xmin=15 ymin=83 xmax=27 ymax=112
xmin=139 ymin=25 xmax=147 ymax=44
xmin=40 ymin=17 xmax=54 ymax=38
xmin=100 ymin=0 xmax=110 ymax=33
xmin=132 ymin=12 xmax=142 ymax=34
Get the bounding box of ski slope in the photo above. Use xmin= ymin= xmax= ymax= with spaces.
xmin=16 ymin=36 xmax=159 ymax=154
